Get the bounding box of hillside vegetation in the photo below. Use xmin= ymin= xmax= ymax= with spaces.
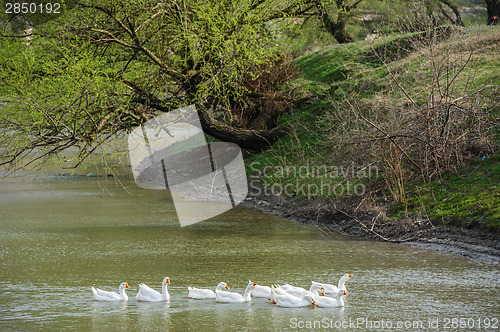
xmin=249 ymin=25 xmax=500 ymax=232
xmin=1 ymin=1 xmax=498 ymax=234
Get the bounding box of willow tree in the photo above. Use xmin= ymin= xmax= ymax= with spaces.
xmin=0 ymin=0 xmax=313 ymax=171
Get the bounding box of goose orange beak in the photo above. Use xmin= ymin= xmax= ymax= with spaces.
xmin=321 ymin=290 xmax=325 ymax=296
xmin=225 ymin=284 xmax=229 ymax=289
xmin=167 ymin=278 xmax=170 ymax=285
xmin=348 ymin=274 xmax=352 ymax=277
xmin=125 ymin=283 xmax=130 ymax=289
xmin=252 ymin=282 xmax=257 ymax=286
xmin=312 ymin=301 xmax=316 ymax=306
xmin=344 ymin=290 xmax=347 ymax=295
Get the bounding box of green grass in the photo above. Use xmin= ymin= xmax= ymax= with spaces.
xmin=401 ymin=154 xmax=500 ymax=230
xmin=247 ymin=25 xmax=500 ymax=230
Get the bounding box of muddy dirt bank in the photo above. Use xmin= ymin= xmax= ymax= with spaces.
xmin=241 ymin=182 xmax=500 ymax=263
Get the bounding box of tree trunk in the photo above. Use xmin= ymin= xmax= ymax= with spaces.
xmin=486 ymin=0 xmax=500 ymax=25
xmin=196 ymin=105 xmax=288 ymax=151
xmin=315 ymin=0 xmax=356 ymax=44
xmin=132 ymin=93 xmax=288 ymax=150
xmin=333 ymin=18 xmax=355 ymax=43
xmin=438 ymin=0 xmax=464 ymax=26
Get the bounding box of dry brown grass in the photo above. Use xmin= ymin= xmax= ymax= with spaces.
xmin=323 ymin=27 xmax=500 ymax=204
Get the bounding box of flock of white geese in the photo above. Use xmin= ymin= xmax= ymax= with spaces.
xmin=91 ymin=274 xmax=352 ymax=308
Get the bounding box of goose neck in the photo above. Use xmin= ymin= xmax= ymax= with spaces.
xmin=338 ymin=279 xmax=346 ymax=288
xmin=243 ymin=286 xmax=253 ymax=301
xmin=120 ymin=288 xmax=128 ymax=300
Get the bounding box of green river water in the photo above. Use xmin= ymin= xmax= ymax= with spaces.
xmin=0 ymin=175 xmax=499 ymax=331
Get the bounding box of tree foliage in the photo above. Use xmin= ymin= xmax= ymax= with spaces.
xmin=0 ymin=0 xmax=315 ymax=171
xmin=0 ymin=0 xmax=494 ymax=173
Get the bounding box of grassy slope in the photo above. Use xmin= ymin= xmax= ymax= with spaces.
xmin=248 ymin=26 xmax=500 ymax=231
xmin=401 ymin=154 xmax=500 ymax=229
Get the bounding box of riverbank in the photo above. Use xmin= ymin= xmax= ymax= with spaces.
xmin=242 ymin=26 xmax=499 ymax=262
xmin=242 ymin=181 xmax=500 ymax=263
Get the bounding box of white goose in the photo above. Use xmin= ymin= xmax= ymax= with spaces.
xmin=268 ymin=285 xmax=291 ymax=304
xmin=314 ymin=290 xmax=346 ymax=307
xmin=269 ymin=286 xmax=299 ymax=304
xmin=188 ymin=282 xmax=229 ymax=299
xmin=275 ymin=291 xmax=316 ymax=308
xmin=313 ymin=273 xmax=352 ymax=297
xmin=251 ymin=284 xmax=272 ymax=298
xmin=278 ymin=282 xmax=325 ymax=298
xmin=216 ymin=280 xmax=256 ymax=303
xmin=92 ymin=282 xmax=130 ymax=301
xmin=136 ymin=277 xmax=170 ymax=302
